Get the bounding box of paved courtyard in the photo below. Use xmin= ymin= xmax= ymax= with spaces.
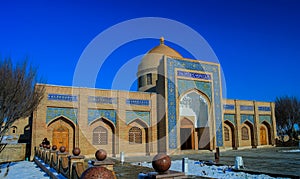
xmin=118 ymin=146 xmax=300 ymax=177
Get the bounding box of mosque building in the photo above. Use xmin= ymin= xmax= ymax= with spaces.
xmin=7 ymin=38 xmax=277 ymax=159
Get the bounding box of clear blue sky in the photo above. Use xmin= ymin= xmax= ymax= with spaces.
xmin=0 ymin=0 xmax=299 ymax=102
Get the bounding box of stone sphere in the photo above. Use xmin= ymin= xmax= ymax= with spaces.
xmin=39 ymin=143 xmax=43 ymax=147
xmin=152 ymin=153 xmax=171 ymax=173
xmin=95 ymin=149 xmax=107 ymax=161
xmin=52 ymin=145 xmax=57 ymax=151
xmin=73 ymin=147 xmax=81 ymax=156
xmin=81 ymin=166 xmax=115 ymax=179
xmin=42 ymin=144 xmax=47 ymax=148
xmin=46 ymin=144 xmax=51 ymax=149
xmin=59 ymin=146 xmax=66 ymax=153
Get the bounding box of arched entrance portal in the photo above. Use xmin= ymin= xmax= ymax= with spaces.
xmin=47 ymin=117 xmax=75 ymax=152
xmin=260 ymin=122 xmax=271 ymax=145
xmin=53 ymin=125 xmax=69 ymax=151
xmin=179 ymin=90 xmax=211 ymax=150
xmin=180 ymin=118 xmax=194 ymax=150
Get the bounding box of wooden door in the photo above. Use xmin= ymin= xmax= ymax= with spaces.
xmin=52 ymin=126 xmax=69 ymax=151
xmin=260 ymin=127 xmax=267 ymax=145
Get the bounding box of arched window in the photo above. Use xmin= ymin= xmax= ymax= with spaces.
xmin=93 ymin=126 xmax=108 ymax=145
xmin=241 ymin=126 xmax=249 ymax=140
xmin=224 ymin=126 xmax=230 ymax=141
xmin=129 ymin=127 xmax=142 ymax=144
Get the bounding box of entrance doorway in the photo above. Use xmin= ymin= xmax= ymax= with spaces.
xmin=180 ymin=128 xmax=192 ymax=149
xmin=260 ymin=126 xmax=267 ymax=145
xmin=52 ymin=125 xmax=69 ymax=151
xmin=180 ymin=118 xmax=194 ymax=150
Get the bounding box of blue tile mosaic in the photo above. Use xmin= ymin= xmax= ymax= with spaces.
xmin=88 ymin=96 xmax=117 ymax=104
xmin=126 ymin=99 xmax=150 ymax=106
xmin=240 ymin=114 xmax=254 ymax=124
xmin=258 ymin=106 xmax=271 ymax=111
xmin=240 ymin=105 xmax=254 ymax=111
xmin=125 ymin=111 xmax=150 ymax=126
xmin=166 ymin=57 xmax=223 ymax=148
xmin=88 ymin=109 xmax=116 ymax=125
xmin=224 ymin=114 xmax=235 ymax=125
xmin=48 ymin=94 xmax=78 ymax=102
xmin=259 ymin=115 xmax=272 ymax=124
xmin=177 ymin=79 xmax=211 ymax=100
xmin=46 ymin=107 xmax=77 ymax=124
xmin=223 ymin=104 xmax=235 ymax=110
xmin=177 ymin=70 xmax=211 ymax=80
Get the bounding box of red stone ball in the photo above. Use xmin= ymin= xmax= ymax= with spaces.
xmin=152 ymin=153 xmax=171 ymax=173
xmin=46 ymin=144 xmax=51 ymax=149
xmin=81 ymin=166 xmax=115 ymax=179
xmin=95 ymin=149 xmax=107 ymax=161
xmin=39 ymin=143 xmax=43 ymax=147
xmin=72 ymin=147 xmax=81 ymax=156
xmin=52 ymin=145 xmax=57 ymax=151
xmin=59 ymin=146 xmax=66 ymax=153
xmin=43 ymin=144 xmax=47 ymax=148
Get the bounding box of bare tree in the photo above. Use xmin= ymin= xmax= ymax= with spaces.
xmin=275 ymin=96 xmax=300 ymax=141
xmin=0 ymin=58 xmax=45 ymax=152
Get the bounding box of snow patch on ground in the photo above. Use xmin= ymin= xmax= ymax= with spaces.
xmin=0 ymin=161 xmax=49 ymax=179
xmin=133 ymin=160 xmax=289 ymax=179
xmin=279 ymin=149 xmax=300 ymax=153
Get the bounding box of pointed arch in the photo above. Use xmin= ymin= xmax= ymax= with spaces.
xmin=224 ymin=120 xmax=236 ymax=149
xmin=47 ymin=115 xmax=76 ymax=128
xmin=47 ymin=116 xmax=75 ymax=152
xmin=241 ymin=121 xmax=255 ymax=147
xmin=89 ymin=117 xmax=116 ymax=130
xmin=127 ymin=118 xmax=149 ymax=128
xmin=179 ymin=88 xmax=211 ymax=105
xmin=261 ymin=121 xmax=272 ymax=145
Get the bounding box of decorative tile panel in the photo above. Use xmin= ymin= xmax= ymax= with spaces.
xmin=48 ymin=94 xmax=78 ymax=102
xmin=126 ymin=111 xmax=150 ymax=126
xmin=88 ymin=109 xmax=116 ymax=125
xmin=126 ymin=99 xmax=150 ymax=106
xmin=224 ymin=114 xmax=235 ymax=126
xmin=258 ymin=106 xmax=271 ymax=111
xmin=240 ymin=114 xmax=254 ymax=124
xmin=177 ymin=79 xmax=211 ymax=100
xmin=259 ymin=115 xmax=272 ymax=124
xmin=46 ymin=107 xmax=77 ymax=124
xmin=240 ymin=105 xmax=254 ymax=111
xmin=223 ymin=104 xmax=235 ymax=110
xmin=177 ymin=70 xmax=211 ymax=80
xmin=88 ymin=96 xmax=117 ymax=104
xmin=165 ymin=57 xmax=223 ymax=148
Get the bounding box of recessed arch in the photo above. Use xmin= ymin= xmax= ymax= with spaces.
xmin=224 ymin=120 xmax=236 ymax=149
xmin=89 ymin=117 xmax=115 ymax=155
xmin=47 ymin=116 xmax=75 ymax=152
xmin=241 ymin=121 xmax=255 ymax=147
xmin=261 ymin=121 xmax=272 ymax=145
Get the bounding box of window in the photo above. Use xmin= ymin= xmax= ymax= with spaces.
xmin=11 ymin=126 xmax=17 ymax=134
xmin=241 ymin=126 xmax=249 ymax=140
xmin=129 ymin=127 xmax=142 ymax=144
xmin=224 ymin=126 xmax=230 ymax=141
xmin=93 ymin=126 xmax=108 ymax=145
xmin=146 ymin=73 xmax=152 ymax=85
xmin=138 ymin=76 xmax=142 ymax=88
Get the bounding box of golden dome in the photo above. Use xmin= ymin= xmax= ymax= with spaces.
xmin=147 ymin=37 xmax=183 ymax=58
